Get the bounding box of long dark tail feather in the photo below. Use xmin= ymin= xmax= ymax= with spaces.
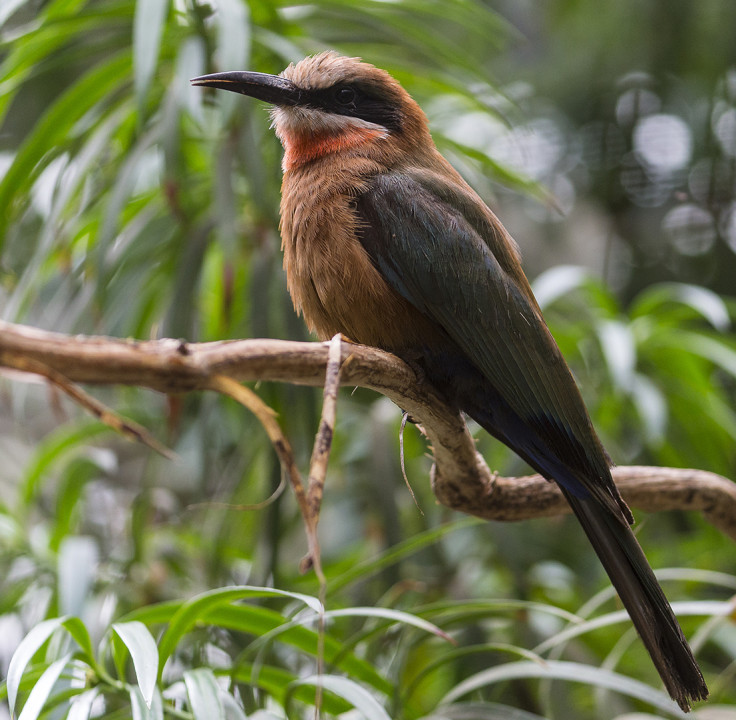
xmin=563 ymin=490 xmax=708 ymax=711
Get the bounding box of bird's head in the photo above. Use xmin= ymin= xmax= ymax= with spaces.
xmin=191 ymin=52 xmax=431 ymax=169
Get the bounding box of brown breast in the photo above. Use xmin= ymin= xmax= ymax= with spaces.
xmin=279 ymin=155 xmax=440 ymax=352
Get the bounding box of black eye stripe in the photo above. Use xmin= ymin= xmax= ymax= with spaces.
xmin=303 ymin=82 xmax=403 ymax=132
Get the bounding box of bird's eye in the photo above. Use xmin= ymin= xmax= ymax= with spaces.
xmin=334 ymin=87 xmax=356 ymax=105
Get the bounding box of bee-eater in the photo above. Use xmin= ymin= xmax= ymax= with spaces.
xmin=192 ymin=52 xmax=707 ymax=710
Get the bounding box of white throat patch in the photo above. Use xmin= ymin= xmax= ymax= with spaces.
xmin=270 ymin=105 xmax=389 ymax=142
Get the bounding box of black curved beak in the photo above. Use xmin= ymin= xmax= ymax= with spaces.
xmin=190 ymin=71 xmax=301 ymax=106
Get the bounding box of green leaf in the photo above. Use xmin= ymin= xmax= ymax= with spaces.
xmin=213 ymin=0 xmax=251 ymax=124
xmin=172 ymin=36 xmax=207 ymax=120
xmin=58 ymin=536 xmax=99 ymax=616
xmin=328 ymin=518 xmax=481 ymax=594
xmin=17 ymin=653 xmax=72 ymax=720
xmin=95 ymin=121 xmax=164 ymax=283
xmin=629 ymin=373 xmax=667 ymax=442
xmin=0 ymin=50 xmax=132 ymax=244
xmin=287 ymin=674 xmax=391 ymax=720
xmin=6 ymin=614 xmax=104 ymax=715
xmin=676 ymin=284 xmax=731 ymax=329
xmin=210 ymin=604 xmax=391 ymax=695
xmin=677 ymin=331 xmax=736 ymax=378
xmin=184 ymin=668 xmax=225 ymax=720
xmin=416 ymin=598 xmax=582 ymax=626
xmin=323 ymin=606 xmax=454 ymax=643
xmin=441 ymin=136 xmax=549 ymax=201
xmin=51 ymin=459 xmax=104 ymax=551
xmin=130 ymin=685 xmax=163 ymax=720
xmin=113 ymin=622 xmax=159 ymax=708
xmin=220 ymin=692 xmax=249 ymax=720
xmin=7 ymin=617 xmax=64 ymax=715
xmin=118 ymin=600 xmax=184 ymax=626
xmin=419 ymin=702 xmax=548 ymax=720
xmin=403 ymin=643 xmax=545 ymax=704
xmin=657 ymin=567 xmax=736 ymax=591
xmin=0 ymin=10 xmax=110 ymax=124
xmin=229 ymin=661 xmax=340 ymax=711
xmin=597 ymin=320 xmax=636 ymax=392
xmin=532 ymin=265 xmax=594 ymax=309
xmin=20 ymin=421 xmax=112 ymax=507
xmin=218 ymin=0 xmax=250 ymax=69
xmin=440 ymin=660 xmax=688 ymax=717
xmin=631 ymin=283 xmax=731 ymax=331
xmin=157 ymin=585 xmax=322 ymax=675
xmin=66 ymin=688 xmax=100 ymax=720
xmin=133 ymin=0 xmax=169 ymax=112
xmin=534 ymin=600 xmax=731 ymax=655
xmin=60 ymin=617 xmax=95 ymax=666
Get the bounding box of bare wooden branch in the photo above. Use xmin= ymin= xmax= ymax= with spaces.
xmin=1 ymin=319 xmax=734 ymax=541
xmin=306 ymin=334 xmax=343 ymax=518
xmin=300 ymin=333 xmax=344 ymax=578
xmin=435 ymin=464 xmax=736 ymax=541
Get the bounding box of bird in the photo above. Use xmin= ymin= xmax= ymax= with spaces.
xmin=192 ymin=52 xmax=708 ymax=711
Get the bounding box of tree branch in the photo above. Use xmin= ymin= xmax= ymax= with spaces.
xmin=1 ymin=319 xmax=734 ymax=541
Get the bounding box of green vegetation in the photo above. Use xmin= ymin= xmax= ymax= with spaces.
xmin=1 ymin=1 xmax=734 ymax=718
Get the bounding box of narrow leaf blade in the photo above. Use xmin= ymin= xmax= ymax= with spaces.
xmin=67 ymin=688 xmax=100 ymax=720
xmin=7 ymin=617 xmax=64 ymax=715
xmin=133 ymin=0 xmax=169 ymax=110
xmin=289 ymin=675 xmax=391 ymax=720
xmin=113 ymin=621 xmax=159 ymax=708
xmin=17 ymin=653 xmax=72 ymax=720
xmin=184 ymin=668 xmax=225 ymax=720
xmin=158 ymin=585 xmax=321 ymax=674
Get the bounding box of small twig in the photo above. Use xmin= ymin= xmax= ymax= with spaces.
xmin=6 ymin=355 xmax=174 ymax=459
xmin=400 ymin=412 xmax=423 ymax=514
xmin=185 ymin=473 xmax=287 ymax=513
xmin=301 ymin=334 xmax=344 ymax=578
xmin=306 ymin=335 xmax=343 ymax=522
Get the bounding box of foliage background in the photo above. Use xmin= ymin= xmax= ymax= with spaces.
xmin=0 ymin=0 xmax=735 ymax=718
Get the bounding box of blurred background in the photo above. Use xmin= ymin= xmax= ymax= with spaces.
xmin=1 ymin=1 xmax=735 ymax=718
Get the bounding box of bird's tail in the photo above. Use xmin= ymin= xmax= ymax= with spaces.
xmin=562 ymin=490 xmax=708 ymax=712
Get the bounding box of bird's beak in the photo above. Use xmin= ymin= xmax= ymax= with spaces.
xmin=190 ymin=71 xmax=301 ymax=106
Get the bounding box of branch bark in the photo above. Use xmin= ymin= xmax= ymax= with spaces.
xmin=1 ymin=319 xmax=734 ymax=541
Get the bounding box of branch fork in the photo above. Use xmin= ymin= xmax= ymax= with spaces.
xmin=0 ymin=319 xmax=734 ymax=545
